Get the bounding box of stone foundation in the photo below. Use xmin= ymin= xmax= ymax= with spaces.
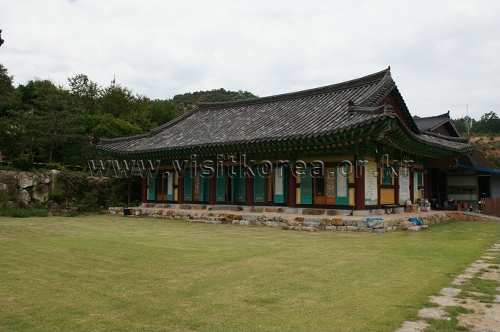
xmin=109 ymin=204 xmax=461 ymax=233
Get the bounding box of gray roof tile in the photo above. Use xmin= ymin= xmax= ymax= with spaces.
xmin=98 ymin=68 xmax=472 ymax=158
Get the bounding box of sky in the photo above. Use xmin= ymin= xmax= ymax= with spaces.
xmin=1 ymin=0 xmax=499 ymax=120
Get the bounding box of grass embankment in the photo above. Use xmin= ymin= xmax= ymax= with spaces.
xmin=0 ymin=216 xmax=498 ymax=331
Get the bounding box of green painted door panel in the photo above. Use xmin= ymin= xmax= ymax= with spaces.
xmin=300 ymin=168 xmax=312 ymax=204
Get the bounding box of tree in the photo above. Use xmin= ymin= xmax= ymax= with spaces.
xmin=99 ymin=79 xmax=136 ymax=118
xmin=172 ymin=88 xmax=258 ymax=113
xmin=452 ymin=116 xmax=475 ymax=135
xmin=68 ymin=74 xmax=101 ymax=115
xmin=17 ymin=79 xmax=87 ymax=163
xmin=0 ymin=63 xmax=15 ymax=116
xmin=475 ymin=112 xmax=500 ymax=134
xmin=87 ymin=113 xmax=144 ymax=141
xmin=0 ymin=64 xmax=17 ymax=161
xmin=149 ymin=99 xmax=179 ymax=127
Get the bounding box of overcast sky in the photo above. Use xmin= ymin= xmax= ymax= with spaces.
xmin=1 ymin=0 xmax=499 ymax=120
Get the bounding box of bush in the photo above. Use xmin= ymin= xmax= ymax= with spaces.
xmin=0 ymin=206 xmax=48 ymax=218
xmin=56 ymin=171 xmax=92 ymax=202
xmin=49 ymin=188 xmax=66 ymax=203
xmin=11 ymin=156 xmax=34 ymax=171
xmin=46 ymin=163 xmax=66 ymax=171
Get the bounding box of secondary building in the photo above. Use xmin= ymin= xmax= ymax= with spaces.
xmin=97 ymin=67 xmax=473 ymax=213
xmin=414 ymin=112 xmax=500 ymax=213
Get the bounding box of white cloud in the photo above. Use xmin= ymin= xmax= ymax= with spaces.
xmin=1 ymin=0 xmax=498 ymax=119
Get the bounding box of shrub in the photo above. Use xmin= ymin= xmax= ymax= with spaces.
xmin=11 ymin=156 xmax=34 ymax=171
xmin=46 ymin=163 xmax=66 ymax=171
xmin=0 ymin=206 xmax=48 ymax=218
xmin=49 ymin=188 xmax=66 ymax=203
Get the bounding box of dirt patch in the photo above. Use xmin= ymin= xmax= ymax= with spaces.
xmin=480 ymin=268 xmax=500 ymax=281
xmin=458 ymin=298 xmax=500 ymax=331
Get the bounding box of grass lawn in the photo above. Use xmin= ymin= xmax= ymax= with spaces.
xmin=0 ymin=215 xmax=498 ymax=331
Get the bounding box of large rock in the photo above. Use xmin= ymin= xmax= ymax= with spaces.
xmin=40 ymin=172 xmax=51 ymax=184
xmin=32 ymin=184 xmax=50 ymax=203
xmin=16 ymin=189 xmax=31 ymax=206
xmin=0 ymin=170 xmax=18 ymax=196
xmin=18 ymin=172 xmax=37 ymax=189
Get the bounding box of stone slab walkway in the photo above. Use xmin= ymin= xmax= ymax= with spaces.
xmin=395 ymin=242 xmax=500 ymax=332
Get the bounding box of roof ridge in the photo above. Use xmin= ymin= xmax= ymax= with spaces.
xmin=421 ymin=130 xmax=469 ymax=143
xmin=100 ymin=132 xmax=148 ymax=145
xmin=198 ymin=67 xmax=392 ymax=109
xmin=148 ymin=107 xmax=200 ymax=135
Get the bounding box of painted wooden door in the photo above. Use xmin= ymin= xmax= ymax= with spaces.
xmin=274 ymin=165 xmax=287 ymax=203
xmin=216 ymin=168 xmax=226 ymax=202
xmin=325 ymin=167 xmax=336 ymax=205
xmin=254 ymin=167 xmax=265 ymax=203
xmin=231 ymin=167 xmax=246 ymax=203
xmin=183 ymin=171 xmax=193 ymax=201
xmin=198 ymin=173 xmax=209 ymax=202
xmin=313 ymin=177 xmax=326 ymax=204
xmin=197 ymin=172 xmax=205 ymax=202
xmin=147 ymin=174 xmax=156 ymax=200
xmin=300 ymin=168 xmax=313 ymax=204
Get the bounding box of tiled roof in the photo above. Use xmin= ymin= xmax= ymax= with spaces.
xmin=458 ymin=149 xmax=492 ymax=169
xmin=414 ymin=112 xmax=451 ymax=131
xmin=98 ymin=68 xmax=472 ymax=158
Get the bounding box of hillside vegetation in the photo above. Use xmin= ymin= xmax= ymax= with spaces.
xmin=452 ymin=113 xmax=500 ymax=169
xmin=469 ymin=135 xmax=500 ymax=169
xmin=0 ymin=64 xmax=255 ymax=169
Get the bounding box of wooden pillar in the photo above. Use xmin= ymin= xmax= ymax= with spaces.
xmin=245 ymin=173 xmax=253 ymax=206
xmin=424 ymin=168 xmax=429 ymax=199
xmin=178 ymin=173 xmax=184 ymax=204
xmin=377 ymin=162 xmax=382 ymax=209
xmin=393 ymin=167 xmax=400 ymax=205
xmin=288 ymin=166 xmax=296 ymax=208
xmin=209 ymin=170 xmax=216 ymax=205
xmin=409 ymin=169 xmax=414 ymax=204
xmin=355 ymin=161 xmax=365 ymax=210
xmin=141 ymin=177 xmax=147 ymax=203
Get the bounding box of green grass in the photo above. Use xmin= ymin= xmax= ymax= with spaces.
xmin=458 ymin=278 xmax=499 ymax=303
xmin=0 ymin=216 xmax=498 ymax=331
xmin=423 ymin=306 xmax=473 ymax=332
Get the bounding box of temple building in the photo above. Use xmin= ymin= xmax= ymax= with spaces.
xmin=414 ymin=112 xmax=500 ymax=211
xmin=97 ymin=67 xmax=474 ymax=213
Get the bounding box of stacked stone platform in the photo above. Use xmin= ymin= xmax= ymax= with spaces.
xmin=106 ymin=203 xmax=481 ymax=232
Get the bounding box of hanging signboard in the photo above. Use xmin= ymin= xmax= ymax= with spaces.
xmin=364 ymin=162 xmax=378 ymax=205
xmin=399 ymin=167 xmax=410 ymax=204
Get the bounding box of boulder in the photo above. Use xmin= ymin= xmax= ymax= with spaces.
xmin=18 ymin=172 xmax=37 ymax=189
xmin=16 ymin=189 xmax=31 ymax=206
xmin=0 ymin=171 xmax=17 ymax=196
xmin=32 ymin=184 xmax=50 ymax=203
xmin=40 ymin=172 xmax=51 ymax=184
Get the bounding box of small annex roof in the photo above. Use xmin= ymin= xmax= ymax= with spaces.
xmin=414 ymin=111 xmax=461 ymax=137
xmin=414 ymin=112 xmax=451 ymax=131
xmin=415 ymin=113 xmax=499 ymax=172
xmin=458 ymin=149 xmax=493 ymax=169
xmin=98 ymin=68 xmax=473 ymax=159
